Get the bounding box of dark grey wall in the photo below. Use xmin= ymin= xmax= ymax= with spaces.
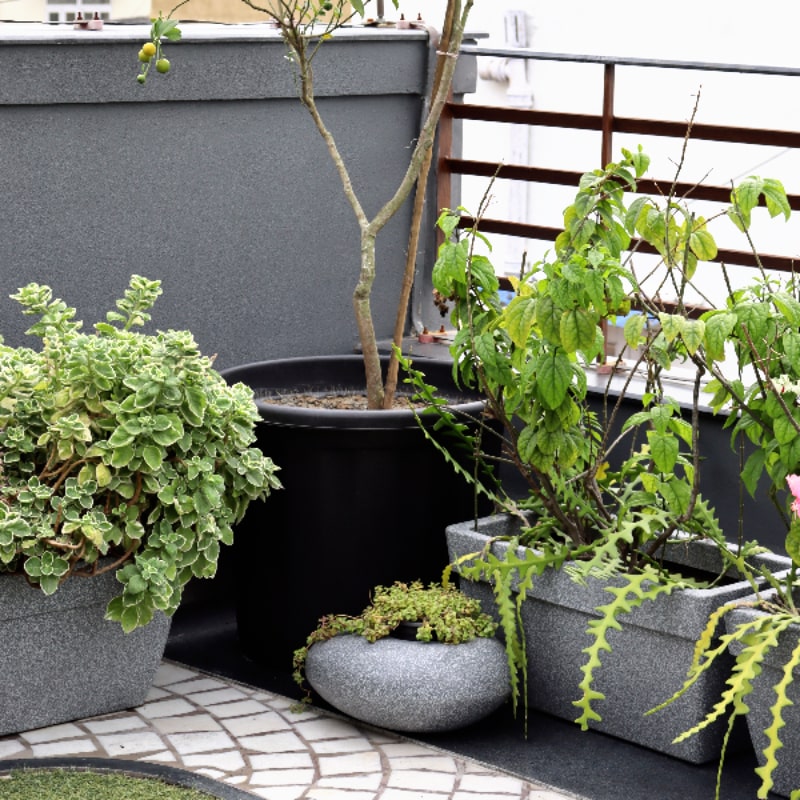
xmin=0 ymin=26 xmax=473 ymax=370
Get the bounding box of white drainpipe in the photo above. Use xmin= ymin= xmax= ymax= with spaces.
xmin=478 ymin=10 xmax=534 ymax=278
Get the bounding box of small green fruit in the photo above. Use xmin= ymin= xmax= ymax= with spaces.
xmin=138 ymin=49 xmax=151 ymax=63
xmin=136 ymin=74 xmax=146 ymax=85
xmin=156 ymin=58 xmax=170 ymax=74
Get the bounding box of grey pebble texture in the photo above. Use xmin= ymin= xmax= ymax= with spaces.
xmin=305 ymin=634 xmax=511 ymax=732
xmin=0 ymin=569 xmax=170 ymax=736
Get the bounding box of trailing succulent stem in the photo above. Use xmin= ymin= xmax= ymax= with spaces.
xmin=573 ymin=565 xmax=687 ymax=729
xmin=651 ymin=603 xmax=800 ymax=800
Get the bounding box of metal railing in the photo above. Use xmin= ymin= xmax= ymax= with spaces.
xmin=438 ymin=47 xmax=800 ymax=275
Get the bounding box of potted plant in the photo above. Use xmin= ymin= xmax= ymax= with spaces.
xmin=137 ymin=0 xmax=488 ymax=665
xmin=649 ymin=267 xmax=800 ymax=797
xmin=405 ymin=140 xmax=794 ymax=762
xmin=0 ymin=274 xmax=280 ymax=735
xmin=293 ymin=578 xmax=511 ymax=732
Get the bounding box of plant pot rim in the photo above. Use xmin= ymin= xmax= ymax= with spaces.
xmin=447 ymin=513 xmax=792 ymax=637
xmin=221 ymin=354 xmax=486 ymax=430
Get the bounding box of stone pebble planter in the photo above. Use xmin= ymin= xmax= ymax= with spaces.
xmin=446 ymin=514 xmax=790 ymax=763
xmin=0 ymin=568 xmax=170 ymax=736
xmin=304 ymin=634 xmax=511 ymax=732
xmin=727 ymin=597 xmax=800 ymax=798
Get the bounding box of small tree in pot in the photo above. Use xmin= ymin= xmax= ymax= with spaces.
xmin=138 ymin=0 xmax=474 ymax=409
xmin=135 ymin=0 xmax=486 ymax=664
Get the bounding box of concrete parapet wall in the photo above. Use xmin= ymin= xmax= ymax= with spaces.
xmin=0 ymin=24 xmax=472 ymax=368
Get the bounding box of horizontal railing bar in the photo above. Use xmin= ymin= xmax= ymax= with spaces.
xmin=445 ymin=158 xmax=800 ymax=212
xmin=458 ymin=46 xmax=800 ymax=78
xmin=457 ymin=216 xmax=798 ymax=272
xmin=446 ymin=104 xmax=800 ymax=149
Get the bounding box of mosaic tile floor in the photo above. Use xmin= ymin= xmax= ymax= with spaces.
xmin=0 ymin=661 xmax=583 ymax=800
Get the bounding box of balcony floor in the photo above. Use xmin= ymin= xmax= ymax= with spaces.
xmin=0 ymin=604 xmax=771 ymax=800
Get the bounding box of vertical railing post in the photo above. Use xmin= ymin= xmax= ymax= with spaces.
xmin=598 ymin=63 xmax=616 ymax=370
xmin=601 ymin=63 xmax=615 ymax=168
xmin=436 ymin=99 xmax=455 ymax=250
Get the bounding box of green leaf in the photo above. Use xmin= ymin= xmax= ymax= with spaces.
xmin=516 ymin=425 xmax=538 ymax=465
xmin=689 ymin=227 xmax=717 ymax=262
xmin=107 ymin=427 xmax=135 ymax=447
xmin=773 ymin=413 xmax=800 ymax=446
xmin=96 ymin=463 xmax=112 ymax=487
xmin=142 ymin=445 xmax=163 ymax=471
xmin=741 ymin=449 xmax=766 ymax=497
xmin=681 ymin=319 xmax=705 ymax=355
xmin=560 ymin=308 xmax=597 ymax=353
xmin=474 ymin=332 xmax=512 ymax=384
xmin=470 ymin=254 xmax=499 ymax=294
xmin=535 ymin=351 xmax=573 ymax=410
xmin=659 ymin=475 xmax=691 ymax=514
xmin=783 ymin=331 xmax=800 ymax=365
xmin=536 ymin=295 xmax=562 ymax=345
xmin=786 ymin=520 xmax=800 ymax=568
xmin=731 ymin=176 xmax=763 ymax=228
xmin=38 ymin=574 xmax=60 ymax=595
xmin=658 ymin=313 xmax=684 ymax=344
xmin=183 ymin=386 xmax=207 ymax=425
xmin=110 ymin=443 xmax=134 ymax=468
xmin=503 ymin=296 xmax=537 ymax=347
xmin=647 ymin=430 xmax=679 ymax=473
xmin=772 ymin=292 xmax=800 ymax=326
xmin=623 ymin=314 xmax=646 ymax=348
xmin=702 ymin=311 xmax=737 ymax=361
xmin=150 ymin=414 xmax=184 ymax=446
xmin=762 ymin=177 xmax=791 ymax=220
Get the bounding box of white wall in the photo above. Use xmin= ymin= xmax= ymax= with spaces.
xmin=4 ymin=0 xmax=148 ymax=21
xmin=396 ymin=1 xmax=800 ymax=306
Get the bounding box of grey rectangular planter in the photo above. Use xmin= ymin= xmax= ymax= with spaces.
xmin=727 ymin=597 xmax=800 ymax=798
xmin=446 ymin=514 xmax=789 ymax=764
xmin=0 ymin=569 xmax=170 ymax=735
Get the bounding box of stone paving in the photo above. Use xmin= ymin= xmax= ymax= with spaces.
xmin=0 ymin=661 xmax=583 ymax=800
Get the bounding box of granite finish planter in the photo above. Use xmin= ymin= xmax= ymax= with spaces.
xmin=222 ymin=355 xmax=492 ymax=668
xmin=446 ymin=514 xmax=789 ymax=764
xmin=304 ymin=633 xmax=511 ymax=732
xmin=0 ymin=569 xmax=170 ymax=736
xmin=727 ymin=597 xmax=800 ymax=798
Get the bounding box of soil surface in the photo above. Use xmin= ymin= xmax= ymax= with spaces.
xmin=258 ymin=392 xmax=428 ymax=410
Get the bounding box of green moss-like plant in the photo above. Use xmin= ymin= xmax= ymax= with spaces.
xmin=1 ymin=768 xmax=215 ymax=800
xmin=0 ymin=275 xmax=281 ymax=632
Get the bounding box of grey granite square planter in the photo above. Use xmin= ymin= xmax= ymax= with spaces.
xmin=727 ymin=597 xmax=800 ymax=798
xmin=0 ymin=569 xmax=170 ymax=736
xmin=446 ymin=514 xmax=789 ymax=764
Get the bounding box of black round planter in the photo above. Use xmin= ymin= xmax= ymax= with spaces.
xmin=220 ymin=355 xmax=490 ymax=668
